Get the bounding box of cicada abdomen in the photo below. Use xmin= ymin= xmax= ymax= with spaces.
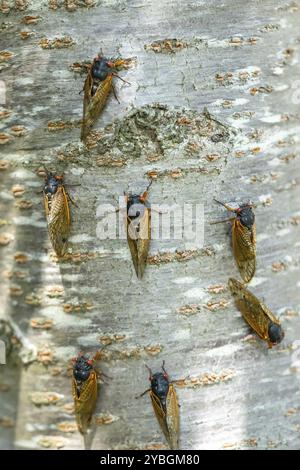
xmin=81 ymin=55 xmax=128 ymax=142
xmin=43 ymin=170 xmax=71 ymax=257
xmin=141 ymin=362 xmax=180 ymax=450
xmin=72 ymin=353 xmax=99 ymax=435
xmin=228 ymin=278 xmax=284 ymax=348
xmin=125 ymin=181 xmax=152 ymax=279
xmin=212 ymin=199 xmax=256 ymax=283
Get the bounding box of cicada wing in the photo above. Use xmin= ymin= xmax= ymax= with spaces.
xmin=136 ymin=208 xmax=151 ymax=278
xmin=260 ymin=302 xmax=281 ymax=326
xmin=136 ymin=237 xmax=150 ymax=278
xmin=81 ymin=71 xmax=93 ymax=141
xmin=127 ymin=222 xmax=139 ymax=277
xmin=229 ymin=278 xmax=269 ymax=341
xmin=72 ymin=371 xmax=98 ymax=435
xmin=149 ymin=391 xmax=170 ymax=447
xmin=232 ymin=219 xmax=256 ymax=283
xmin=46 ymin=186 xmax=70 ymax=257
xmin=228 ymin=277 xmax=244 ymax=294
xmin=235 ymin=297 xmax=269 ymax=341
xmin=165 ymin=384 xmax=180 ymax=450
xmin=87 ymin=75 xmax=113 ymax=125
xmin=252 ymin=222 xmax=257 ymax=245
xmin=127 ymin=208 xmax=151 ymax=278
xmin=82 ymin=75 xmax=113 ymax=141
xmin=43 ymin=192 xmax=50 ymax=217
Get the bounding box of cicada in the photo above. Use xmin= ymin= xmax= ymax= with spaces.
xmin=140 ymin=361 xmax=180 ymax=450
xmin=212 ymin=199 xmax=256 ymax=283
xmin=228 ymin=277 xmax=284 ymax=348
xmin=81 ymin=55 xmax=128 ymax=142
xmin=125 ymin=181 xmax=152 ymax=279
xmin=72 ymin=352 xmax=102 ymax=435
xmin=43 ymin=169 xmax=73 ymax=257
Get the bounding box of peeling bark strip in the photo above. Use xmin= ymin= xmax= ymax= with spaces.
xmin=175 ymin=370 xmax=235 ymax=388
xmin=47 ymin=120 xmax=81 ymax=131
xmin=30 ymin=391 xmax=63 ymax=405
xmin=39 ymin=36 xmax=75 ymax=49
xmin=148 ymin=248 xmax=215 ymax=265
xmin=0 ymin=0 xmax=300 ymax=451
xmin=144 ymin=38 xmax=189 ymax=53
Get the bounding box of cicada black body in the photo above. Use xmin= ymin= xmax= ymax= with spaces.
xmin=43 ymin=170 xmax=71 ymax=257
xmin=72 ymin=353 xmax=99 ymax=435
xmin=141 ymin=362 xmax=179 ymax=450
xmin=125 ymin=182 xmax=152 ymax=279
xmin=212 ymin=199 xmax=256 ymax=283
xmin=228 ymin=278 xmax=284 ymax=348
xmin=81 ymin=55 xmax=127 ymax=142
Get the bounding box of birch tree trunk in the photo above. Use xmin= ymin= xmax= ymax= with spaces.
xmin=0 ymin=0 xmax=300 ymax=450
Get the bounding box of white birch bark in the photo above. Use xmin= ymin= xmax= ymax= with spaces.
xmin=0 ymin=0 xmax=299 ymax=450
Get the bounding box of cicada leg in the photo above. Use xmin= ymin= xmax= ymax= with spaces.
xmin=210 ymin=217 xmax=236 ymax=225
xmin=111 ymin=83 xmax=120 ymax=104
xmin=214 ymin=198 xmax=237 ymax=212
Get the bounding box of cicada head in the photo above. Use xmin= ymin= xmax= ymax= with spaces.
xmin=127 ymin=193 xmax=142 ymax=206
xmin=148 ymin=363 xmax=170 ymax=407
xmin=151 ymin=372 xmax=169 ymax=400
xmin=237 ymin=204 xmax=255 ymax=229
xmin=268 ymin=322 xmax=284 ymax=345
xmin=73 ymin=354 xmax=94 ymax=384
xmin=44 ymin=172 xmax=63 ymax=196
xmin=92 ymin=56 xmax=114 ymax=81
xmin=127 ymin=192 xmax=148 ymax=221
xmin=126 ymin=181 xmax=151 ymax=218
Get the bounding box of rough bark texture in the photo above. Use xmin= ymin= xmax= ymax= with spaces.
xmin=0 ymin=0 xmax=300 ymax=450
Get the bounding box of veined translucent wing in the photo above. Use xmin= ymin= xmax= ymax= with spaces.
xmin=232 ymin=219 xmax=256 ymax=283
xmin=228 ymin=278 xmax=284 ymax=347
xmin=127 ymin=207 xmax=151 ymax=279
xmin=149 ymin=384 xmax=179 ymax=450
xmin=44 ymin=185 xmax=70 ymax=257
xmin=165 ymin=384 xmax=180 ymax=450
xmin=81 ymin=72 xmax=113 ymax=141
xmin=72 ymin=371 xmax=98 ymax=435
